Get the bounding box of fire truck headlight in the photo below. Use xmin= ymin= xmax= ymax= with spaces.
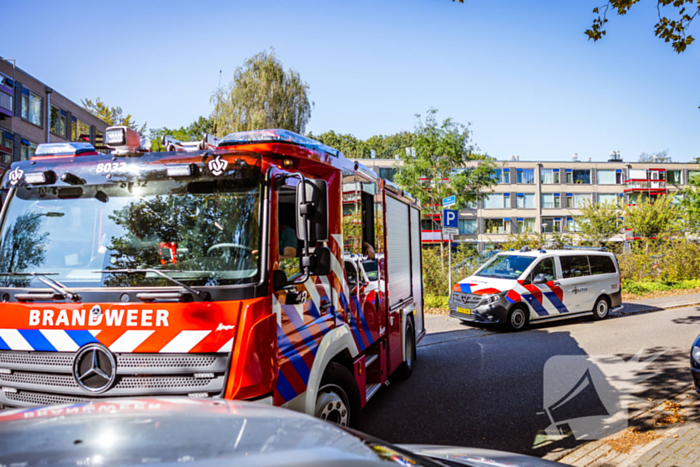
xmin=25 ymin=170 xmax=56 ymax=185
xmin=166 ymin=164 xmax=195 ymax=177
xmin=105 ymin=128 xmax=126 ymax=145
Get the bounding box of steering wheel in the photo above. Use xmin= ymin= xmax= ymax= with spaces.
xmin=207 ymin=243 xmax=253 ymax=258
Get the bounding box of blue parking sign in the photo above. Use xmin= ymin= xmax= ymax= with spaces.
xmin=443 ymin=209 xmax=458 ymax=228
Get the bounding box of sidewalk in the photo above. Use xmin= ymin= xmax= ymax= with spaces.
xmin=555 ymin=390 xmax=699 ymax=467
xmin=618 ymin=293 xmax=700 ymax=316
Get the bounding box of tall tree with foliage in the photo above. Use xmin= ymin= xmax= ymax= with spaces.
xmin=623 ymin=195 xmax=681 ymax=242
xmin=680 ymin=172 xmax=700 ymax=233
xmin=394 ymin=109 xmax=496 ymax=258
xmin=576 ymin=198 xmax=622 ymax=245
xmin=149 ymin=117 xmax=215 ymax=152
xmin=81 ymin=98 xmax=147 ymax=135
xmin=211 ymin=49 xmax=313 ymax=136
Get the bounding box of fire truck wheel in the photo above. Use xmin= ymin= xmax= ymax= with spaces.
xmin=505 ymin=305 xmax=529 ymax=332
xmin=315 ymin=362 xmax=360 ymax=429
xmin=394 ymin=317 xmax=415 ymax=380
xmin=592 ymin=296 xmax=610 ymax=320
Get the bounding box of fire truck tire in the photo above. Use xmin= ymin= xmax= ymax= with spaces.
xmin=505 ymin=305 xmax=529 ymax=332
xmin=315 ymin=362 xmax=361 ymax=429
xmin=394 ymin=317 xmax=415 ymax=380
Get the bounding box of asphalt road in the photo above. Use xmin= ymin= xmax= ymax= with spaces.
xmin=359 ymin=306 xmax=700 ymax=458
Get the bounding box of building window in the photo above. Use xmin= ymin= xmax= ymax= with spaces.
xmin=95 ymin=129 xmax=103 ymax=147
xmin=20 ymin=139 xmax=37 ymax=161
xmin=517 ymin=218 xmax=536 ymax=233
xmin=566 ymin=171 xmax=573 ymax=184
xmin=72 ymin=119 xmax=91 ymax=142
xmin=542 ymin=193 xmax=561 ymax=209
xmin=378 ymin=167 xmax=397 ymax=182
xmin=597 ymin=170 xmax=620 ymax=185
xmin=485 ymin=219 xmax=509 ymax=234
xmin=565 ymin=217 xmax=580 ymax=232
xmin=493 ymin=168 xmax=510 ymax=184
xmin=598 ymin=193 xmax=618 ymax=205
xmin=690 ymin=171 xmax=700 ymax=184
xmin=572 ymin=194 xmax=592 ymax=208
xmin=667 ymin=170 xmax=682 ymax=184
xmin=573 ymin=170 xmax=591 ymax=184
xmin=541 ymin=169 xmax=559 ymax=184
xmin=0 ymin=74 xmax=13 ymax=115
xmin=483 ymin=194 xmax=504 ymax=210
xmin=516 ymin=169 xmax=535 ymax=184
xmin=542 ymin=218 xmax=562 ymax=233
xmin=516 ymin=193 xmax=535 ymax=208
xmin=0 ymin=131 xmax=13 ymax=165
xmin=21 ymin=89 xmax=43 ymax=127
xmin=50 ymin=105 xmax=67 ymax=137
xmin=459 ymin=219 xmax=477 ymax=234
xmin=503 ymin=193 xmax=510 ymax=208
xmin=421 ymin=218 xmax=440 ymax=231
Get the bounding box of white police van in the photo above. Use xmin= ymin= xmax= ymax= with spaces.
xmin=449 ymin=247 xmax=622 ymax=331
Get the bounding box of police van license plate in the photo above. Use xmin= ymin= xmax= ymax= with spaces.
xmin=457 ymin=307 xmax=471 ymax=315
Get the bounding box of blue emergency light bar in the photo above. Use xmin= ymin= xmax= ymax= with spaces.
xmin=218 ymin=129 xmax=342 ymax=158
xmin=35 ymin=142 xmax=97 ymax=157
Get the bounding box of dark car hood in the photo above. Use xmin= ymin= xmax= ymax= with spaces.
xmin=400 ymin=445 xmax=564 ymax=467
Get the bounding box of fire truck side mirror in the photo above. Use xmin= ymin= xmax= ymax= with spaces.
xmin=307 ymin=246 xmax=331 ymax=277
xmin=272 ymin=269 xmax=289 ymax=291
xmin=296 ymin=179 xmax=328 ymax=243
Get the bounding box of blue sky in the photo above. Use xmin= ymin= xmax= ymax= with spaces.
xmin=4 ymin=0 xmax=698 ymax=161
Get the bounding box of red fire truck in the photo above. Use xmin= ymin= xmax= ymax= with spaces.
xmin=0 ymin=128 xmax=425 ymax=427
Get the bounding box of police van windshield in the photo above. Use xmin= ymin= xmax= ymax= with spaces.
xmin=475 ymin=254 xmax=535 ymax=280
xmin=0 ymin=176 xmax=262 ymax=289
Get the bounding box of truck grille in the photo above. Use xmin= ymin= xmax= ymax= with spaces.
xmin=0 ymin=350 xmax=229 ymax=408
xmin=452 ymin=293 xmax=483 ymax=308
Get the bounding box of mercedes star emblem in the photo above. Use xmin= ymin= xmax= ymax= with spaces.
xmin=73 ymin=343 xmax=117 ymax=394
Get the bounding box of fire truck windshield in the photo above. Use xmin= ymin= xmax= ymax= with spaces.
xmin=0 ymin=177 xmax=262 ymax=289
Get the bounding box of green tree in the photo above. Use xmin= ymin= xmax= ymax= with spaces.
xmin=680 ymin=172 xmax=700 ymax=233
xmin=81 ymin=98 xmax=147 ymax=135
xmin=393 ymin=109 xmax=496 ymax=265
xmin=0 ymin=214 xmax=49 ymax=287
xmin=576 ymin=198 xmax=622 ymax=245
xmin=308 ymin=131 xmax=366 ymax=158
xmin=623 ymin=195 xmax=681 ymax=242
xmin=585 ymin=1 xmax=698 ymax=53
xmin=211 ymin=49 xmax=313 ymax=136
xmin=149 ymin=117 xmax=215 ymax=152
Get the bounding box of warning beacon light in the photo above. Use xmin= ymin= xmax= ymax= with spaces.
xmin=34 ymin=142 xmax=98 ymax=158
xmin=105 ymin=126 xmax=143 ymax=156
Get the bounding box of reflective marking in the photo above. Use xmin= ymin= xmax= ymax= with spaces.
xmin=41 ymin=330 xmax=79 ymax=352
xmin=159 ymin=330 xmax=210 ymax=353
xmin=109 ymin=330 xmax=155 ymax=352
xmin=18 ymin=330 xmax=56 ymax=351
xmin=218 ymin=338 xmax=234 ymax=353
xmin=0 ymin=329 xmax=33 ymax=351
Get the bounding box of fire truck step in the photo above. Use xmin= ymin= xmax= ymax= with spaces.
xmin=364 ymin=354 xmax=379 ymax=368
xmin=365 ymin=382 xmax=382 ymax=402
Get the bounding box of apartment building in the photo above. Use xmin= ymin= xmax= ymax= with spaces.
xmin=360 ymin=155 xmax=700 ymax=251
xmin=0 ymin=58 xmax=108 ymax=167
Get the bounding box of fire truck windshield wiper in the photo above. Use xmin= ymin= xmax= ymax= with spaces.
xmin=96 ymin=269 xmax=211 ymax=302
xmin=0 ymin=272 xmax=81 ymax=301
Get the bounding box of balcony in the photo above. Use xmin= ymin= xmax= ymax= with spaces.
xmin=624 ymin=180 xmax=667 ymax=193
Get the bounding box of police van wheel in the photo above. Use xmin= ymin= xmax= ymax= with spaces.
xmin=506 ymin=306 xmax=529 ymax=332
xmin=592 ymin=296 xmax=610 ymax=320
xmin=315 ymin=362 xmax=361 ymax=429
xmin=395 ymin=317 xmax=415 ymax=380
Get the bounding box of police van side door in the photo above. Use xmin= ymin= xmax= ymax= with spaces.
xmin=557 ymin=254 xmax=593 ymax=314
xmin=522 ymin=256 xmax=567 ymax=319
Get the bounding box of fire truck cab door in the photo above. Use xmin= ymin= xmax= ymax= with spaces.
xmin=272 ymin=176 xmax=334 ymax=404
